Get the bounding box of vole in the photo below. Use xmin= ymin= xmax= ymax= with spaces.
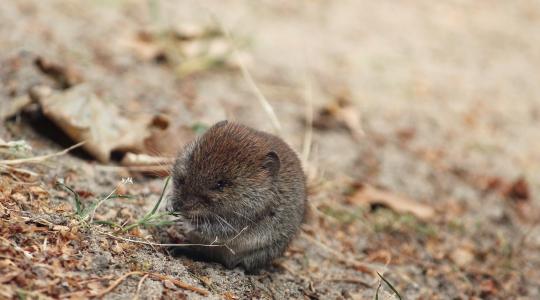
xmin=169 ymin=120 xmax=306 ymax=272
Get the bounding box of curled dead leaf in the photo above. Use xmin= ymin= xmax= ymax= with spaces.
xmin=0 ymin=95 xmax=32 ymax=120
xmin=143 ymin=123 xmax=195 ymax=157
xmin=121 ymin=24 xmax=247 ymax=77
xmin=34 ymin=56 xmax=83 ymax=88
xmin=0 ymin=270 xmax=22 ymax=284
xmin=163 ymin=279 xmax=177 ymax=290
xmin=313 ymin=95 xmax=364 ymax=141
xmin=36 ymin=84 xmax=153 ymax=163
xmin=449 ymin=248 xmax=475 ymax=268
xmin=504 ymin=177 xmax=529 ymax=201
xmin=10 ymin=192 xmax=27 ymax=203
xmin=348 ymin=184 xmax=435 ymax=220
xmin=223 ymin=291 xmax=238 ymax=300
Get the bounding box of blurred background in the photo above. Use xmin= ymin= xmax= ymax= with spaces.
xmin=1 ymin=1 xmax=539 ymax=299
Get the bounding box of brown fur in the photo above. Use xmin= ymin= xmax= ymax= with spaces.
xmin=169 ymin=121 xmax=306 ymax=272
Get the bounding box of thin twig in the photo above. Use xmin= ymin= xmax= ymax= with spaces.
xmin=0 ymin=165 xmax=38 ymax=177
xmin=94 ymin=271 xmax=143 ymax=298
xmin=94 ymin=271 xmax=209 ymax=297
xmin=221 ymin=225 xmax=248 ymax=255
xmin=227 ymin=225 xmax=248 ymax=243
xmin=99 ymin=230 xmax=221 ymax=247
xmin=300 ymin=231 xmax=376 ymax=276
xmin=94 ymin=164 xmax=171 ymax=172
xmin=98 ymin=227 xmax=248 ymax=255
xmin=278 ymin=261 xmax=315 ymax=289
xmin=0 ymin=142 xmax=85 ymax=165
xmin=301 ymin=73 xmax=314 ymax=165
xmin=134 ymin=274 xmax=149 ymax=300
xmin=326 ymin=277 xmax=371 ymax=287
xmin=148 ymin=273 xmax=208 ymax=296
xmin=89 ymin=186 xmax=118 ymax=223
xmin=0 ymin=236 xmax=33 ymax=259
xmin=210 ymin=14 xmax=282 ymax=134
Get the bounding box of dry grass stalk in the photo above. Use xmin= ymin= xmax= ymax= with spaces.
xmin=95 ymin=271 xmax=209 ymax=297
xmin=301 ymin=74 xmax=314 ymax=167
xmin=209 ymin=13 xmax=282 ymax=135
xmin=98 ymin=226 xmax=248 ymax=255
xmin=300 ymin=231 xmax=377 ymax=276
xmin=0 ymin=142 xmax=85 ymax=165
xmin=134 ymin=274 xmax=149 ymax=300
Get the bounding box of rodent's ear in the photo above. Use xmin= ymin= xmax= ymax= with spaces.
xmin=262 ymin=151 xmax=280 ymax=178
xmin=213 ymin=120 xmax=229 ymax=128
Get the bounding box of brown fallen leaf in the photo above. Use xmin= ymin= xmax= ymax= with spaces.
xmin=120 ymin=153 xmax=174 ymax=166
xmin=34 ymin=56 xmax=83 ymax=89
xmin=0 ymin=94 xmax=32 ymax=120
xmin=163 ymin=279 xmax=177 ymax=290
xmin=142 ymin=122 xmax=196 ymax=157
xmin=118 ymin=153 xmax=173 ymax=176
xmin=504 ymin=177 xmax=529 ymax=201
xmin=0 ymin=285 xmax=15 ymax=299
xmin=503 ymin=177 xmax=539 ymax=223
xmin=480 ymin=278 xmax=499 ymax=297
xmin=36 ymin=84 xmax=153 ymax=163
xmin=116 ymin=119 xmax=197 ymax=175
xmin=0 ymin=270 xmax=21 ymax=284
xmin=313 ymin=95 xmax=364 ymax=141
xmin=120 ymin=24 xmax=248 ymax=77
xmin=449 ymin=247 xmax=475 ymax=268
xmin=223 ymin=291 xmax=238 ymax=300
xmin=348 ymin=184 xmax=435 ymax=220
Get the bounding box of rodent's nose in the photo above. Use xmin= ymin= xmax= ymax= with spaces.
xmin=178 ymin=194 xmax=201 ymax=211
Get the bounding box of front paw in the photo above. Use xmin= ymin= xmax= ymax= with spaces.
xmin=166 ymin=226 xmax=189 ymax=243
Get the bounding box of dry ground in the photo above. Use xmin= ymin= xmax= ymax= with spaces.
xmin=1 ymin=1 xmax=540 ymax=299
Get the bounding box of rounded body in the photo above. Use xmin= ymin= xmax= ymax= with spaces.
xmin=169 ymin=121 xmax=306 ymax=272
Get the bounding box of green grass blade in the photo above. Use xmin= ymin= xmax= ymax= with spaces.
xmin=147 ymin=220 xmax=175 ymax=227
xmin=56 ymin=182 xmax=83 ymax=216
xmin=108 ymin=194 xmax=135 ymax=199
xmin=377 ymin=272 xmax=402 ymax=300
xmin=121 ymin=221 xmax=141 ymax=232
xmin=93 ymin=220 xmax=122 ymax=228
xmin=375 ymin=281 xmax=381 ymax=300
xmin=122 ymin=177 xmax=172 ymax=232
xmin=147 ymin=176 xmax=170 ymax=217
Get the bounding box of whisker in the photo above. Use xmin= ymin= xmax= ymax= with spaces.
xmin=213 ymin=213 xmax=225 ymax=231
xmin=232 ymin=210 xmax=256 ymax=225
xmin=215 ymin=214 xmax=237 ymax=233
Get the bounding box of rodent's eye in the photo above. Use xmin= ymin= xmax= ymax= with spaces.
xmin=211 ymin=180 xmax=228 ymax=192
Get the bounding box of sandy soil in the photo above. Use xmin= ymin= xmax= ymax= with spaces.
xmin=1 ymin=1 xmax=540 ymax=299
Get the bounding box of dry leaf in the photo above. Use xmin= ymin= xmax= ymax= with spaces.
xmin=172 ymin=23 xmax=218 ymax=40
xmin=117 ymin=120 xmax=197 ymax=174
xmin=198 ymin=276 xmax=212 ymax=287
xmin=504 ymin=177 xmax=529 ymax=201
xmin=143 ymin=122 xmax=195 ymax=157
xmin=0 ymin=95 xmax=32 ymax=120
xmin=34 ymin=56 xmax=83 ymax=88
xmin=480 ymin=278 xmax=499 ymax=297
xmin=36 ymin=84 xmax=153 ymax=163
xmin=120 ymin=25 xmax=246 ymax=77
xmin=0 ymin=284 xmax=16 ymax=299
xmin=10 ymin=192 xmax=27 ymax=202
xmin=450 ymin=248 xmax=475 ymax=268
xmin=0 ymin=270 xmax=21 ymax=284
xmin=121 ymin=31 xmax=162 ymax=61
xmin=120 ymin=153 xmax=174 ymax=166
xmin=348 ymin=184 xmax=435 ymax=220
xmin=313 ymin=95 xmax=364 ymax=141
xmin=163 ymin=279 xmax=177 ymax=290
xmin=223 ymin=291 xmax=238 ymax=300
